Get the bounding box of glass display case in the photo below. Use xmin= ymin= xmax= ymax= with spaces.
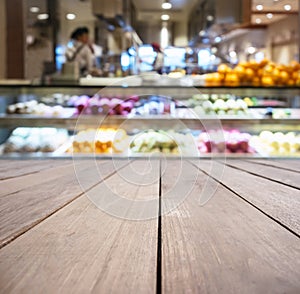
xmin=0 ymin=81 xmax=299 ymax=158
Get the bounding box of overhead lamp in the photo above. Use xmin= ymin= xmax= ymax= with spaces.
xmin=66 ymin=13 xmax=76 ymax=20
xmin=284 ymin=4 xmax=291 ymax=11
xmin=266 ymin=13 xmax=273 ymax=19
xmin=161 ymin=14 xmax=170 ymax=21
xmin=30 ymin=6 xmax=40 ymax=13
xmin=211 ymin=47 xmax=218 ymax=54
xmin=162 ymin=0 xmax=172 ymax=10
xmin=247 ymin=46 xmax=256 ymax=54
xmin=37 ymin=13 xmax=49 ymax=20
xmin=256 ymin=4 xmax=263 ymax=11
xmin=206 ymin=15 xmax=214 ymax=21
xmin=214 ymin=36 xmax=222 ymax=43
xmin=229 ymin=51 xmax=237 ymax=58
xmin=255 ymin=18 xmax=262 ymax=24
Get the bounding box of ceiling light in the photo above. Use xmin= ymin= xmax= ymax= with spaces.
xmin=66 ymin=13 xmax=76 ymax=20
xmin=161 ymin=14 xmax=170 ymax=21
xmin=210 ymin=55 xmax=216 ymax=61
xmin=256 ymin=4 xmax=263 ymax=11
xmin=247 ymin=46 xmax=256 ymax=54
xmin=266 ymin=13 xmax=273 ymax=19
xmin=162 ymin=0 xmax=172 ymax=10
xmin=284 ymin=4 xmax=291 ymax=11
xmin=37 ymin=13 xmax=49 ymax=20
xmin=255 ymin=18 xmax=262 ymax=24
xmin=214 ymin=36 xmax=222 ymax=43
xmin=30 ymin=6 xmax=40 ymax=13
xmin=211 ymin=47 xmax=218 ymax=54
xmin=206 ymin=15 xmax=214 ymax=21
xmin=229 ymin=51 xmax=237 ymax=58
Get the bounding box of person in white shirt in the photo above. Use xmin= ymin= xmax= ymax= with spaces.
xmin=65 ymin=27 xmax=95 ymax=76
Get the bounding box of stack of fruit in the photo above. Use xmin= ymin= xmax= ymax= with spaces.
xmin=182 ymin=94 xmax=248 ymax=116
xmin=70 ymin=128 xmax=129 ymax=154
xmin=197 ymin=130 xmax=253 ymax=154
xmin=75 ymin=95 xmax=139 ymax=116
xmin=3 ymin=128 xmax=69 ymax=153
xmin=250 ymin=131 xmax=300 ymax=156
xmin=130 ymin=130 xmax=197 ymax=155
xmin=6 ymin=101 xmax=72 ymax=117
xmin=205 ymin=60 xmax=300 ymax=87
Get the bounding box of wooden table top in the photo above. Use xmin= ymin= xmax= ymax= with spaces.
xmin=0 ymin=159 xmax=299 ymax=293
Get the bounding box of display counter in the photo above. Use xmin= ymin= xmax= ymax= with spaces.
xmin=0 ymin=158 xmax=299 ymax=293
xmin=0 ymin=83 xmax=299 ymax=158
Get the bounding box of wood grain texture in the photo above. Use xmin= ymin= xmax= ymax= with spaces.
xmin=223 ymin=160 xmax=300 ymax=189
xmin=0 ymin=159 xmax=70 ymax=180
xmin=193 ymin=160 xmax=300 ymax=236
xmin=246 ymin=159 xmax=300 ymax=173
xmin=162 ymin=160 xmax=300 ymax=294
xmin=0 ymin=160 xmax=127 ymax=248
xmin=0 ymin=160 xmax=159 ymax=293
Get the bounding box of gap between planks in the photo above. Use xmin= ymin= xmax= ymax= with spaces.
xmin=0 ymin=161 xmax=131 ymax=250
xmin=189 ymin=160 xmax=300 ymax=239
xmin=218 ymin=160 xmax=300 ymax=190
xmin=243 ymin=159 xmax=300 ymax=173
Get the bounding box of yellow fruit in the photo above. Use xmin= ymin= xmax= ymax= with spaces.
xmin=252 ymin=77 xmax=261 ymax=86
xmin=218 ymin=63 xmax=231 ymax=74
xmin=280 ymin=71 xmax=289 ymax=84
xmin=287 ymin=79 xmax=295 ymax=86
xmin=259 ymin=58 xmax=269 ymax=68
xmin=224 ymin=73 xmax=240 ymax=86
xmin=262 ymin=75 xmax=274 ymax=86
xmin=271 ymin=68 xmax=280 ymax=81
xmin=248 ymin=59 xmax=260 ymax=70
xmin=233 ymin=65 xmax=246 ymax=79
xmin=245 ymin=68 xmax=255 ymax=81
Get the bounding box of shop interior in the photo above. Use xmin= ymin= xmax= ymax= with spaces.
xmin=0 ymin=2 xmax=300 ymax=293
xmin=0 ymin=0 xmax=299 ymax=158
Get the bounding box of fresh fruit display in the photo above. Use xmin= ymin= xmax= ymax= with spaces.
xmin=243 ymin=96 xmax=287 ymax=107
xmin=197 ymin=130 xmax=253 ymax=154
xmin=70 ymin=128 xmax=129 ymax=154
xmin=182 ymin=94 xmax=248 ymax=116
xmin=6 ymin=100 xmax=74 ymax=117
xmin=2 ymin=128 xmax=69 ymax=153
xmin=205 ymin=60 xmax=300 ymax=87
xmin=74 ymin=95 xmax=139 ymax=116
xmin=130 ymin=130 xmax=197 ymax=155
xmin=250 ymin=131 xmax=300 ymax=156
xmin=74 ymin=95 xmax=176 ymax=116
xmin=132 ymin=96 xmax=175 ymax=116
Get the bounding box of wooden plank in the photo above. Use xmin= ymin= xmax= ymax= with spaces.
xmin=162 ymin=160 xmax=300 ymax=294
xmin=0 ymin=159 xmax=70 ymax=180
xmin=245 ymin=159 xmax=300 ymax=173
xmin=192 ymin=160 xmax=300 ymax=236
xmin=0 ymin=160 xmax=159 ymax=293
xmin=223 ymin=160 xmax=300 ymax=189
xmin=0 ymin=160 xmax=128 ymax=248
xmin=0 ymin=161 xmax=76 ymax=197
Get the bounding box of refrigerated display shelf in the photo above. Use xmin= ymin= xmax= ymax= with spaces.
xmin=1 ymin=84 xmax=300 ymax=98
xmin=0 ymin=114 xmax=299 ymax=132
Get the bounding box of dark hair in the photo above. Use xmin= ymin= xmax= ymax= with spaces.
xmin=70 ymin=27 xmax=89 ymax=40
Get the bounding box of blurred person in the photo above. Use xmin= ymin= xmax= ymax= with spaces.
xmin=65 ymin=27 xmax=101 ymax=76
xmin=151 ymin=42 xmax=165 ymax=74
